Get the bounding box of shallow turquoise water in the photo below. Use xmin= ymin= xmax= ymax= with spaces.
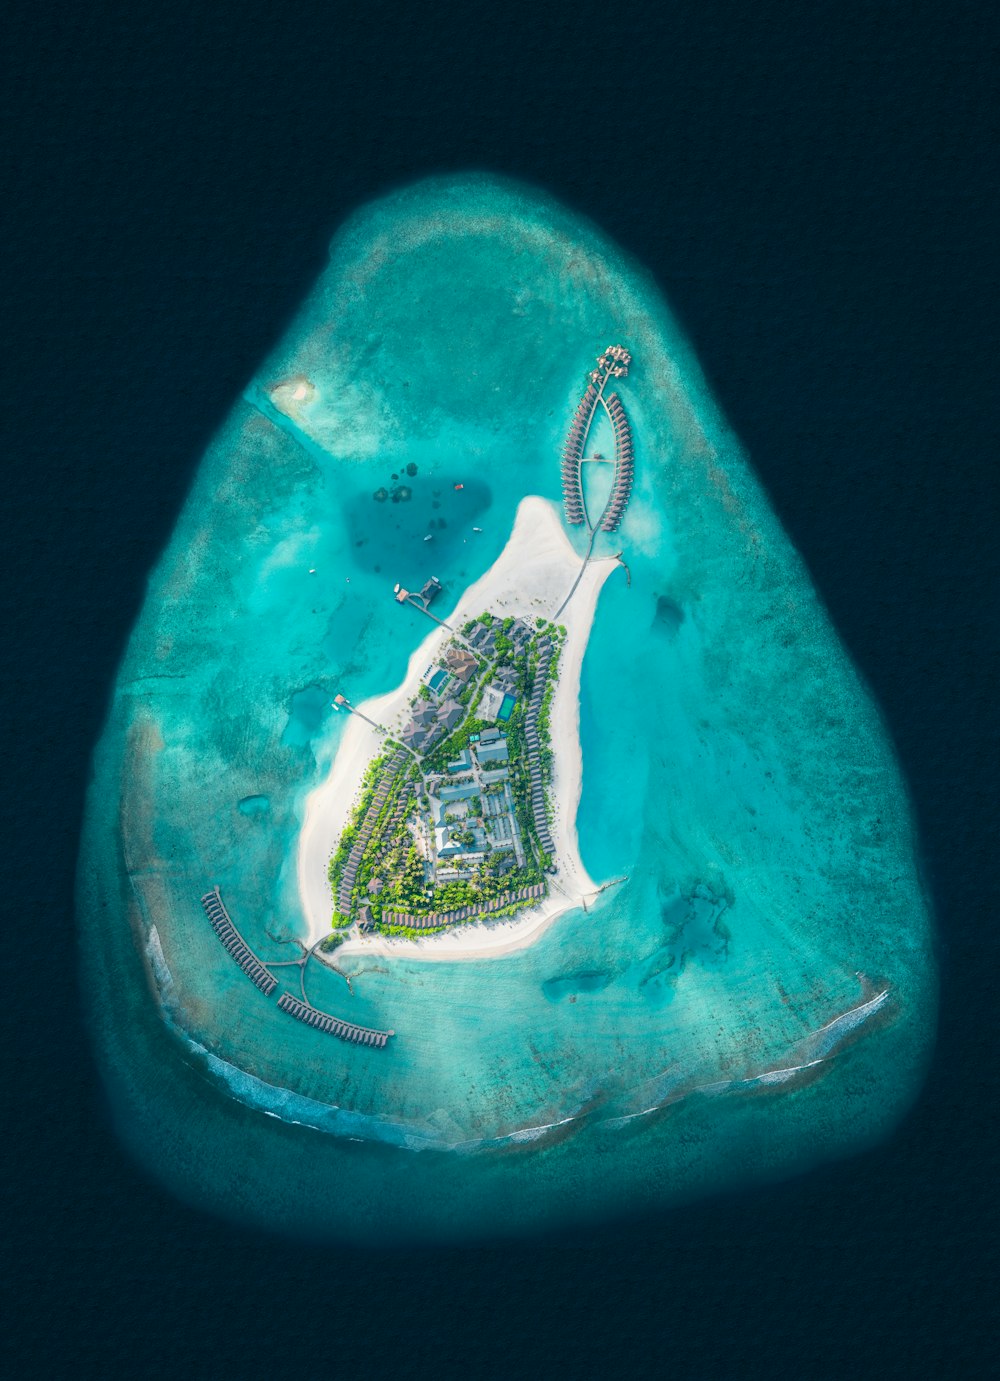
xmin=78 ymin=175 xmax=935 ymax=1241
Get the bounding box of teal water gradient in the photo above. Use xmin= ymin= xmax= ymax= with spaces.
xmin=78 ymin=176 xmax=935 ymax=1240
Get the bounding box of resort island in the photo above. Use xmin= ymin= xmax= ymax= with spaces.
xmin=299 ymin=345 xmax=636 ymax=968
xmin=79 ymin=178 xmax=935 ymax=1242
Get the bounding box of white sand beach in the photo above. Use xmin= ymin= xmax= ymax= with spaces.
xmin=298 ymin=496 xmax=619 ymax=962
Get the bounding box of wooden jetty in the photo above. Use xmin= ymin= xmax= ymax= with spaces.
xmin=200 ymin=887 xmax=278 ymax=996
xmin=276 ymin=992 xmax=394 ymax=1047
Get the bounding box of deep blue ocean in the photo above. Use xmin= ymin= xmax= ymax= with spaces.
xmin=3 ymin=2 xmax=997 ymax=1376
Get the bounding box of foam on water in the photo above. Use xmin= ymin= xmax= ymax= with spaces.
xmin=78 ymin=174 xmax=935 ymax=1241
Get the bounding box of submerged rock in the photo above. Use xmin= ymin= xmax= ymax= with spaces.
xmin=78 ymin=175 xmax=934 ymax=1244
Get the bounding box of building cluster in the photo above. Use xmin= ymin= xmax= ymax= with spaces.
xmin=381 ymin=882 xmax=546 ymax=931
xmin=398 ymin=614 xmax=533 ymax=754
xmin=599 ymin=392 xmax=634 ymax=532
xmin=401 ymin=645 xmax=477 ymax=752
xmin=589 ymin=342 xmax=631 ymax=382
xmin=561 ymin=382 xmax=599 ymax=525
xmin=427 ymin=728 xmax=523 ymax=882
xmin=563 ymin=344 xmax=635 ymax=533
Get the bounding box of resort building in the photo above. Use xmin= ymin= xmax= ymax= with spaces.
xmin=437 ymin=698 xmax=464 ymax=733
xmin=475 ymin=737 xmax=510 ymax=765
xmin=444 ymin=646 xmax=478 ymax=683
xmin=466 ymin=622 xmax=498 ymax=656
xmin=401 ymin=720 xmax=429 ymax=750
xmin=478 ymin=684 xmax=507 ymax=720
xmin=438 ymin=781 xmax=480 ymax=804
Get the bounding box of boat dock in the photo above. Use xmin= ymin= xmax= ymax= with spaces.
xmin=201 ymin=887 xmax=278 ymax=996
xmin=394 ymin=579 xmax=453 ymax=631
xmin=276 ymin=992 xmax=394 ymax=1047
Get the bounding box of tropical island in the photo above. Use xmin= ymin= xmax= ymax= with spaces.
xmin=298 ymin=345 xmax=637 ymax=966
xmin=327 ymin=611 xmax=563 ymax=939
xmin=80 ymin=177 xmax=935 ymax=1242
xmin=297 ymin=495 xmax=621 ymax=964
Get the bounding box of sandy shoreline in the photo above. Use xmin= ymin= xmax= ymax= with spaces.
xmin=297 ymin=496 xmax=618 ymax=962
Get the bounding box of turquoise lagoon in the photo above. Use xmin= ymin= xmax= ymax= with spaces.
xmin=78 ymin=176 xmax=935 ymax=1241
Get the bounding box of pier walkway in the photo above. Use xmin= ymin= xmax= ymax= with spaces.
xmin=276 ymin=992 xmax=394 ymax=1047
xmin=200 ymin=887 xmax=278 ymax=996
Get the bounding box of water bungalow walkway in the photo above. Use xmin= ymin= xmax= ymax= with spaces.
xmin=201 ymin=886 xmax=394 ymax=1048
xmin=276 ymin=992 xmax=394 ymax=1046
xmin=201 ymin=888 xmax=278 ymax=996
xmin=561 ymin=345 xmax=634 ymax=535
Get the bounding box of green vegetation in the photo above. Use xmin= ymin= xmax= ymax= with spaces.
xmin=422 ymin=716 xmax=487 ymax=774
xmin=326 ymin=614 xmax=561 ymax=941
xmin=319 ymin=932 xmax=346 ymax=952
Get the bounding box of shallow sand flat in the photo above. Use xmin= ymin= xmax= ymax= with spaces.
xmin=299 ymin=496 xmax=617 ymax=959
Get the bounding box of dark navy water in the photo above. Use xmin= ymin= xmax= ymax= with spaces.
xmin=3 ymin=2 xmax=997 ymax=1376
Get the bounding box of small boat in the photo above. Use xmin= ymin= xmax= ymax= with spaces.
xmin=472 ymin=526 xmax=482 ymax=533
xmin=308 ymin=568 xmax=317 ymax=574
xmin=424 ymin=534 xmax=434 ymax=542
xmin=454 ymin=483 xmax=464 ymax=490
